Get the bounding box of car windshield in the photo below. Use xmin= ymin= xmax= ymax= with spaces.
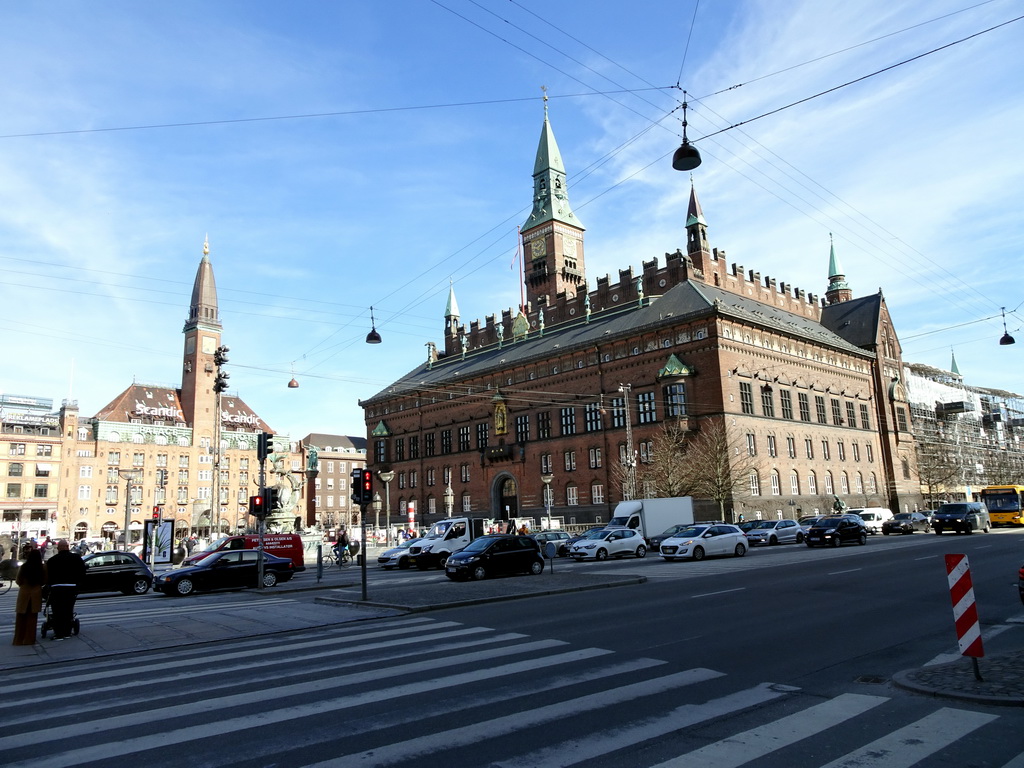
xmin=798 ymin=517 xmax=819 ymax=526
xmin=191 ymin=552 xmax=222 ymax=567
xmin=814 ymin=517 xmax=844 ymax=526
xmin=893 ymin=513 xmax=912 ymax=520
xmin=753 ymin=521 xmax=777 ymax=529
xmin=460 ymin=537 xmax=495 ymax=554
xmin=939 ymin=504 xmax=971 ymax=515
xmin=669 ymin=526 xmax=708 ymax=539
xmin=579 ymin=529 xmax=607 ymax=540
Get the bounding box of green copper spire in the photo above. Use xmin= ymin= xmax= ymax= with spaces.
xmin=950 ymin=349 xmax=961 ymax=376
xmin=444 ymin=279 xmax=460 ymax=320
xmin=522 ymin=95 xmax=582 ymax=232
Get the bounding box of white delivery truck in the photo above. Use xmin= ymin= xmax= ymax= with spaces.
xmin=408 ymin=517 xmax=488 ymax=570
xmin=607 ymin=498 xmax=695 ymax=543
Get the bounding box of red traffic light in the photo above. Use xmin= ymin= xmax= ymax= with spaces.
xmin=152 ymin=506 xmax=161 ymax=520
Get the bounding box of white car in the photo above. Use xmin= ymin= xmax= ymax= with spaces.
xmin=849 ymin=508 xmax=893 ymax=535
xmin=660 ymin=524 xmax=747 ymax=561
xmin=568 ymin=528 xmax=647 ymax=561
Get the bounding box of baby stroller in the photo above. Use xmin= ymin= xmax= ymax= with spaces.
xmin=40 ymin=590 xmax=80 ymax=639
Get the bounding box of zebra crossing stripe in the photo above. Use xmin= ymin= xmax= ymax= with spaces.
xmin=308 ymin=667 xmax=726 ymax=768
xmin=495 ymin=682 xmax=790 ymax=768
xmin=4 ymin=618 xmax=468 ymax=696
xmin=0 ymin=644 xmax=609 ymax=761
xmin=651 ymin=692 xmax=888 ymax=768
xmin=6 ymin=629 xmax=531 ymax=711
xmin=816 ymin=707 xmax=997 ymax=768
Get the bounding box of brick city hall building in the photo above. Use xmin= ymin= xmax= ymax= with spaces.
xmin=360 ymin=109 xmax=922 ymax=529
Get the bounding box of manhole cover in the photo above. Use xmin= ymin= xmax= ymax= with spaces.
xmin=855 ymin=675 xmax=888 ymax=684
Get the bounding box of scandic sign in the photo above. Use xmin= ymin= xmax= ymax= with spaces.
xmin=945 ymin=553 xmax=984 ymax=658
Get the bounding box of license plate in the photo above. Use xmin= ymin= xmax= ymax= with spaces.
xmin=446 ymin=566 xmax=457 ymax=573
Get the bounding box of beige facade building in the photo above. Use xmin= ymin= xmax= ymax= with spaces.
xmin=3 ymin=242 xmax=302 ymax=546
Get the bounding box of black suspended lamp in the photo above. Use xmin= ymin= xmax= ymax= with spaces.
xmin=671 ymin=91 xmax=702 ymax=171
xmin=1000 ymin=307 xmax=1015 ymax=346
xmin=365 ymin=306 xmax=382 ymax=344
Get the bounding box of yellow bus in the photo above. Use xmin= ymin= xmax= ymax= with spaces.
xmin=979 ymin=485 xmax=1024 ymax=526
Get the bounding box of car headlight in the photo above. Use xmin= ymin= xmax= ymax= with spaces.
xmin=825 ymin=528 xmax=837 ymax=534
xmin=419 ymin=544 xmax=433 ymax=553
xmin=583 ymin=544 xmax=596 ymax=549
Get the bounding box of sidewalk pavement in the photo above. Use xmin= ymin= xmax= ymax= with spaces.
xmin=4 ymin=557 xmax=1024 ymax=709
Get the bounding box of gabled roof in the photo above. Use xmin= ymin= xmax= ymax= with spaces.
xmin=820 ymin=293 xmax=883 ymax=350
xmin=92 ymin=383 xmax=271 ymax=432
xmin=302 ymin=433 xmax=367 ymax=451
xmin=364 ymin=280 xmax=872 ymax=404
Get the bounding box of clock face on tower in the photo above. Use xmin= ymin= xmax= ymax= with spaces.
xmin=202 ymin=336 xmax=216 ymax=354
xmin=530 ymin=239 xmax=547 ymax=260
xmin=563 ymin=238 xmax=577 ymax=258
xmin=185 ymin=337 xmax=196 ymax=355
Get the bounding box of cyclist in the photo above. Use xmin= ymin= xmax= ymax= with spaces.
xmin=332 ymin=527 xmax=350 ymax=563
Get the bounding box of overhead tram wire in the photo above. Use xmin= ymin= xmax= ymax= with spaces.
xmin=479 ymin=0 xmax=1021 ymax=324
xmin=6 ymin=12 xmax=1019 ymax=368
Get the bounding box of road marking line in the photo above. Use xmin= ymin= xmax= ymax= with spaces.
xmin=2 ymin=645 xmax=618 ymax=765
xmin=652 ymin=692 xmax=888 ymax=768
xmin=828 ymin=568 xmax=862 ymax=575
xmin=817 ymin=707 xmax=996 ymax=768
xmin=495 ymin=682 xmax=788 ymax=768
xmin=691 ymin=587 xmax=746 ymax=598
xmin=308 ymin=667 xmax=725 ymax=768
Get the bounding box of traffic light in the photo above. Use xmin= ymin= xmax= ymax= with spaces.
xmin=257 ymin=431 xmax=273 ymax=461
xmin=351 ymin=468 xmax=364 ymax=505
xmin=152 ymin=506 xmax=161 ymax=522
xmin=358 ymin=468 xmax=372 ymax=507
xmin=262 ymin=487 xmax=280 ymax=513
xmin=213 ymin=370 xmax=230 ymax=393
xmin=249 ymin=494 xmax=266 ymax=518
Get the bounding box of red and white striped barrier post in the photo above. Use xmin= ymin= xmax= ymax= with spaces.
xmin=944 ymin=553 xmax=984 ymax=681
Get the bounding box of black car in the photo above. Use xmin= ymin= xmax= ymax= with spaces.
xmin=649 ymin=524 xmax=697 ymax=551
xmin=805 ymin=514 xmax=867 ymax=548
xmin=81 ymin=551 xmax=154 ymax=595
xmin=932 ymin=502 xmax=991 ymax=535
xmin=881 ymin=512 xmax=930 ymax=535
xmin=154 ymin=550 xmax=295 ymax=596
xmin=445 ymin=535 xmax=545 ymax=581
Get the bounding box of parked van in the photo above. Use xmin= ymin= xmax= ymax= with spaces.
xmin=181 ymin=534 xmax=305 ymax=570
xmin=848 ymin=508 xmax=893 ymax=534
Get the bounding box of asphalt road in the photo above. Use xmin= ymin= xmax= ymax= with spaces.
xmin=2 ymin=529 xmax=1023 ymax=767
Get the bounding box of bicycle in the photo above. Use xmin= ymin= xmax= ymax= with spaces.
xmin=325 ymin=546 xmax=353 ymax=568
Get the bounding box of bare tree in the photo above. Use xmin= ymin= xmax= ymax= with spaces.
xmin=638 ymin=419 xmax=762 ymax=521
xmin=915 ymin=441 xmax=961 ymax=507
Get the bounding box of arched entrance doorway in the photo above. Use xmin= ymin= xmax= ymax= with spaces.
xmin=491 ymin=474 xmax=519 ymax=524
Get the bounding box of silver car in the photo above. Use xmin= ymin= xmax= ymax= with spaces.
xmin=745 ymin=519 xmax=804 ymax=546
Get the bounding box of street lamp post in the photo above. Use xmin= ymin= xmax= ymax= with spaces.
xmin=118 ymin=469 xmax=142 ymax=552
xmin=619 ymin=383 xmax=637 ymax=501
xmin=378 ymin=470 xmax=394 ymax=546
xmin=541 ymin=473 xmax=554 ymax=528
xmin=372 ymin=493 xmax=382 ymax=543
xmin=443 ymin=484 xmax=454 ymax=518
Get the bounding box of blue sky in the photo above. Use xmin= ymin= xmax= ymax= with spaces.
xmin=1 ymin=0 xmax=1021 ymax=440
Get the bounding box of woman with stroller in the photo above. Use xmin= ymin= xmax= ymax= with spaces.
xmin=13 ymin=546 xmax=46 ymax=645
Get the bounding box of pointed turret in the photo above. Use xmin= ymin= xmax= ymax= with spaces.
xmin=521 ymin=94 xmax=586 ymax=308
xmin=825 ymin=234 xmax=852 ymax=304
xmin=444 ymin=280 xmax=461 ymax=341
xmin=685 ymin=180 xmax=711 ymax=274
xmin=180 ymin=237 xmax=223 ymax=431
xmin=950 ymin=350 xmax=962 ymax=379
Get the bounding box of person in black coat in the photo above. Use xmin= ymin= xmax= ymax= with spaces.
xmin=44 ymin=540 xmax=86 ymax=640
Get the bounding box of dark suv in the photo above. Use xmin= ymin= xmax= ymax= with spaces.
xmin=932 ymin=502 xmax=991 ymax=535
xmin=445 ymin=535 xmax=544 ymax=581
xmin=805 ymin=514 xmax=868 ymax=548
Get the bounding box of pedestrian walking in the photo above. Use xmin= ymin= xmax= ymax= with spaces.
xmin=13 ymin=547 xmax=46 ymax=646
xmin=45 ymin=540 xmax=86 ymax=640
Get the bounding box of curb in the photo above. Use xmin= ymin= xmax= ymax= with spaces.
xmin=314 ymin=575 xmax=647 ymax=613
xmin=892 ymin=652 xmax=1024 ymax=707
